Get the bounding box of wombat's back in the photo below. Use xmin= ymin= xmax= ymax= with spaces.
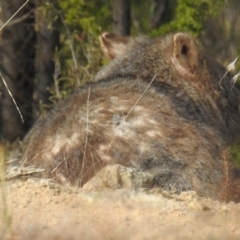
xmin=22 ymin=32 xmax=240 ymax=200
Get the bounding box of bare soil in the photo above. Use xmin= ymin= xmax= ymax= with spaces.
xmin=1 ymin=178 xmax=240 ymax=240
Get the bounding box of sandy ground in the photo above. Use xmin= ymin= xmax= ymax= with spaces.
xmin=1 ymin=178 xmax=240 ymax=240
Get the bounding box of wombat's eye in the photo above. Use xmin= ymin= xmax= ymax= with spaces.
xmin=181 ymin=45 xmax=188 ymax=56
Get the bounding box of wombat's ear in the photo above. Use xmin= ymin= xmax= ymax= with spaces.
xmin=171 ymin=33 xmax=199 ymax=78
xmin=99 ymin=32 xmax=129 ymax=60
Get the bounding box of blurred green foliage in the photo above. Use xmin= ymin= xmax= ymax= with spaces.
xmin=42 ymin=0 xmax=230 ymax=102
xmin=152 ymin=0 xmax=226 ymax=36
xmin=58 ymin=0 xmax=111 ymax=34
xmin=40 ymin=0 xmax=111 ymax=104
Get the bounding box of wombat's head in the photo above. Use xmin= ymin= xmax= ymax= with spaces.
xmin=97 ymin=32 xmax=240 ymax=141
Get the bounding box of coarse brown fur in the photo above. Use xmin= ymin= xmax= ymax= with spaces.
xmin=21 ymin=32 xmax=240 ymax=200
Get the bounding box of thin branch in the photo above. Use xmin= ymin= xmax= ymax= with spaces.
xmin=2 ymin=11 xmax=32 ymax=27
xmin=0 ymin=0 xmax=31 ymax=123
xmin=106 ymin=74 xmax=157 ymax=155
xmin=124 ymin=74 xmax=157 ymax=120
xmin=0 ymin=72 xmax=24 ymax=123
xmin=79 ymin=86 xmax=91 ymax=184
xmin=0 ymin=0 xmax=29 ymax=31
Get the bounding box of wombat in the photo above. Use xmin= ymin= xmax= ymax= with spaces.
xmin=21 ymin=32 xmax=240 ymax=200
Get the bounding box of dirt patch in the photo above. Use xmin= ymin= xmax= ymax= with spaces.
xmin=1 ymin=179 xmax=240 ymax=240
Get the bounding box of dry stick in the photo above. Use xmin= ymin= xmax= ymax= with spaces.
xmin=2 ymin=11 xmax=32 ymax=27
xmin=20 ymin=142 xmax=55 ymax=168
xmin=106 ymin=74 xmax=157 ymax=155
xmin=0 ymin=0 xmax=29 ymax=31
xmin=0 ymin=0 xmax=30 ymax=123
xmin=51 ymin=158 xmax=66 ymax=174
xmin=79 ymin=86 xmax=91 ymax=184
xmin=0 ymin=72 xmax=24 ymax=123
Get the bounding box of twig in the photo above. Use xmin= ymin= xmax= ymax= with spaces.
xmin=106 ymin=74 xmax=157 ymax=154
xmin=0 ymin=72 xmax=24 ymax=123
xmin=124 ymin=74 xmax=157 ymax=119
xmin=1 ymin=11 xmax=32 ymax=27
xmin=5 ymin=166 xmax=45 ymax=180
xmin=0 ymin=0 xmax=29 ymax=31
xmin=79 ymin=86 xmax=91 ymax=184
xmin=0 ymin=0 xmax=30 ymax=123
xmin=21 ymin=143 xmax=55 ymax=167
